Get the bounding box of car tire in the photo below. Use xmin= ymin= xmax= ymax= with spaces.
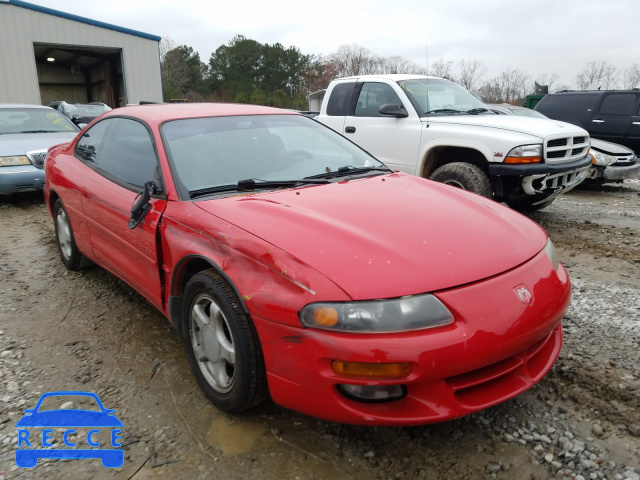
xmin=53 ymin=199 xmax=93 ymax=270
xmin=182 ymin=269 xmax=268 ymax=413
xmin=507 ymin=197 xmax=555 ymax=212
xmin=429 ymin=162 xmax=492 ymax=198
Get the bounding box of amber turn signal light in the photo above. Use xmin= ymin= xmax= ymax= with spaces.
xmin=331 ymin=361 xmax=412 ymax=378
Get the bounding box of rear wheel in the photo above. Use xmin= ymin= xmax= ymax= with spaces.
xmin=429 ymin=162 xmax=492 ymax=198
xmin=53 ymin=199 xmax=93 ymax=270
xmin=182 ymin=269 xmax=268 ymax=412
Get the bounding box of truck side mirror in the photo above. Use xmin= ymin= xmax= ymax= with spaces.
xmin=379 ymin=104 xmax=408 ymax=118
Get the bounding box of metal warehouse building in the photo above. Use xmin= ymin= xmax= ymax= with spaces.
xmin=0 ymin=0 xmax=163 ymax=107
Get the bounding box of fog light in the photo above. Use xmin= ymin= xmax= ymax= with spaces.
xmin=337 ymin=384 xmax=406 ymax=403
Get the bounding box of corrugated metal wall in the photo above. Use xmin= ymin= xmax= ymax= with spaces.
xmin=0 ymin=4 xmax=162 ymax=105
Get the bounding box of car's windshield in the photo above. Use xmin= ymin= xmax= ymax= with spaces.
xmin=161 ymin=114 xmax=388 ymax=198
xmin=65 ymin=103 xmax=111 ymax=118
xmin=0 ymin=108 xmax=78 ymax=134
xmin=398 ymin=78 xmax=489 ymax=117
xmin=512 ymin=108 xmax=548 ymax=119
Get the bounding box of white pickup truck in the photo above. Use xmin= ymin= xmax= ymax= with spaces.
xmin=315 ymin=74 xmax=593 ymax=211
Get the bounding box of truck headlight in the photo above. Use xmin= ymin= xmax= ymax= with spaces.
xmin=0 ymin=155 xmax=31 ymax=167
xmin=589 ymin=149 xmax=616 ymax=166
xmin=300 ymin=294 xmax=454 ymax=333
xmin=505 ymin=145 xmax=542 ymax=164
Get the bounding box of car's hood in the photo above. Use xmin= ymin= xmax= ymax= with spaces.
xmin=195 ymin=173 xmax=547 ymax=300
xmin=427 ymin=114 xmax=587 ymax=139
xmin=590 ymin=137 xmax=635 ymax=156
xmin=0 ymin=132 xmax=78 ymax=156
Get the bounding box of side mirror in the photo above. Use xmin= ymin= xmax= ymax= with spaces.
xmin=379 ymin=104 xmax=408 ymax=118
xmin=128 ymin=181 xmax=154 ymax=229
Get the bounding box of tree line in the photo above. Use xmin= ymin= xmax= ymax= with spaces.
xmin=160 ymin=36 xmax=640 ymax=108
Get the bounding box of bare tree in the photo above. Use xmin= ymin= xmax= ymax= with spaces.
xmin=330 ymin=44 xmax=376 ymax=77
xmin=161 ymin=48 xmax=189 ymax=96
xmin=499 ymin=69 xmax=530 ymax=103
xmin=380 ymin=55 xmax=426 ymax=75
xmin=576 ymin=61 xmax=619 ymax=90
xmin=477 ymin=78 xmax=503 ymax=103
xmin=622 ymin=64 xmax=640 ymax=89
xmin=159 ymin=35 xmax=177 ymax=62
xmin=534 ymin=72 xmax=560 ymax=92
xmin=430 ymin=58 xmax=453 ymax=79
xmin=458 ymin=59 xmax=487 ymax=91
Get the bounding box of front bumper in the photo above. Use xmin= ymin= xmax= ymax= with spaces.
xmin=253 ymin=250 xmax=570 ymax=426
xmin=603 ymin=162 xmax=640 ymax=181
xmin=0 ymin=165 xmax=44 ymax=194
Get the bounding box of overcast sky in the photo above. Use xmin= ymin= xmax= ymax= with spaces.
xmin=28 ymin=0 xmax=639 ymax=89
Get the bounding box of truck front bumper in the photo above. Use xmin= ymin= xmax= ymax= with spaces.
xmin=488 ymin=155 xmax=592 ymax=198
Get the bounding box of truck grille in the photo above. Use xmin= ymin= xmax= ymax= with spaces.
xmin=544 ymin=135 xmax=590 ymax=164
xmin=26 ymin=149 xmax=48 ymax=169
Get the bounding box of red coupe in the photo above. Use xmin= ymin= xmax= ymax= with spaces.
xmin=44 ymin=103 xmax=570 ymax=426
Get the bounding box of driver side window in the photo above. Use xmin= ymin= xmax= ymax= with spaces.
xmin=354 ymin=83 xmax=402 ymax=117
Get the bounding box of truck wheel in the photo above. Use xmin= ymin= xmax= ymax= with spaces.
xmin=429 ymin=163 xmax=492 ymax=198
xmin=507 ymin=198 xmax=555 ymax=212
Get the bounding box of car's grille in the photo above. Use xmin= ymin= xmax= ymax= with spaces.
xmin=544 ymin=135 xmax=590 ymax=164
xmin=612 ymin=154 xmax=637 ymax=166
xmin=26 ymin=149 xmax=48 ymax=169
xmin=445 ymin=325 xmax=561 ymax=409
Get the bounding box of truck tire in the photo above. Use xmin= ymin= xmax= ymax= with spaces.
xmin=429 ymin=163 xmax=492 ymax=198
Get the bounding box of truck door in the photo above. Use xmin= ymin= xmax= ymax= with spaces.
xmin=628 ymin=97 xmax=640 ymax=154
xmin=590 ymin=92 xmax=638 ymax=148
xmin=343 ymin=82 xmax=422 ymax=172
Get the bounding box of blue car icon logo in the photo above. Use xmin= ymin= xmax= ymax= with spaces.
xmin=15 ymin=391 xmax=123 ymax=468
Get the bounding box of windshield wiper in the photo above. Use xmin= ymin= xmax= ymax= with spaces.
xmin=425 ymin=108 xmax=463 ymax=114
xmin=18 ymin=130 xmax=58 ymax=134
xmin=305 ymin=165 xmax=391 ymax=180
xmin=189 ymin=178 xmax=329 ymax=199
xmin=466 ymin=108 xmax=491 ymax=114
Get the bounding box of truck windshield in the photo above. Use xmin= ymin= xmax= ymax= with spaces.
xmin=398 ymin=78 xmax=489 ymax=117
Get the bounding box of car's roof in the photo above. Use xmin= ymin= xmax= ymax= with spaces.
xmin=105 ymin=102 xmax=301 ymax=123
xmin=0 ymin=103 xmax=55 ymax=110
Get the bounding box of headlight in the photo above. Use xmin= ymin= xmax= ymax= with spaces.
xmin=299 ymin=294 xmax=454 ymax=333
xmin=0 ymin=155 xmax=31 ymax=167
xmin=542 ymin=238 xmax=559 ymax=271
xmin=505 ymin=144 xmax=542 ymax=164
xmin=589 ymin=149 xmax=616 ymax=166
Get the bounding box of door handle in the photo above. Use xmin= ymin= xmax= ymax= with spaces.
xmin=345 ymin=126 xmax=356 ymax=134
xmin=592 ymin=119 xmax=604 ymax=123
xmin=633 ymin=122 xmax=640 ymax=125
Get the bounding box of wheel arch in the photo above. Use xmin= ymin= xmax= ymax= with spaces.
xmin=168 ymin=255 xmax=249 ymax=335
xmin=419 ymin=142 xmax=493 ymax=179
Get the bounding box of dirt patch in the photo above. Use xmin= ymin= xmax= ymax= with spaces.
xmin=0 ymin=182 xmax=639 ymax=479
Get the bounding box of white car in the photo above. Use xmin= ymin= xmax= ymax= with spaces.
xmin=0 ymin=104 xmax=79 ymax=195
xmin=488 ymin=104 xmax=640 ymax=183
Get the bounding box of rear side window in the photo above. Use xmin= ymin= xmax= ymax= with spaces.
xmin=598 ymin=93 xmax=636 ymax=115
xmin=355 ymin=83 xmax=403 ymax=117
xmin=75 ymin=120 xmax=109 ymax=164
xmin=539 ymin=93 xmax=600 ymax=114
xmin=326 ymin=82 xmax=356 ymax=116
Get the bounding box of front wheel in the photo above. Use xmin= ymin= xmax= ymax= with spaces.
xmin=429 ymin=163 xmax=492 ymax=198
xmin=182 ymin=269 xmax=268 ymax=413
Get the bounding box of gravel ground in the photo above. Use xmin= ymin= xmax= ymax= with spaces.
xmin=0 ymin=180 xmax=639 ymax=480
